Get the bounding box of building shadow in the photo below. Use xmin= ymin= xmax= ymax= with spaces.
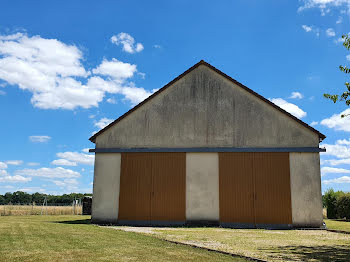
xmin=261 ymin=245 xmax=350 ymax=262
xmin=54 ymin=218 xmax=91 ymax=225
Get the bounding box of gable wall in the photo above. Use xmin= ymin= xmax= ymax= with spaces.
xmin=95 ymin=65 xmax=319 ymax=148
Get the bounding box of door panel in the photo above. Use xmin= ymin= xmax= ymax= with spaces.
xmin=253 ymin=153 xmax=292 ymax=225
xmin=118 ymin=153 xmax=152 ymax=221
xmin=219 ymin=152 xmax=292 ymax=226
xmin=151 ymin=153 xmax=186 ymax=221
xmin=219 ymin=153 xmax=255 ymax=224
xmin=118 ymin=152 xmax=185 ymax=223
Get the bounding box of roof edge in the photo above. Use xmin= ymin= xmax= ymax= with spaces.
xmin=89 ymin=60 xmax=325 ymax=143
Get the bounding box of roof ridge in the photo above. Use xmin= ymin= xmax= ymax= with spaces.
xmin=89 ymin=60 xmax=325 ymax=143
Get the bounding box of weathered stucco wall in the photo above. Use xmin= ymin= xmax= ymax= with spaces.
xmin=290 ymin=152 xmax=323 ymax=227
xmin=95 ymin=65 xmax=319 ymax=148
xmin=91 ymin=153 xmax=121 ymax=223
xmin=186 ymin=153 xmax=219 ymax=221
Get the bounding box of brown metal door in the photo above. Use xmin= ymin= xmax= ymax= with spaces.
xmin=118 ymin=153 xmax=152 ymax=221
xmin=219 ymin=152 xmax=292 ymax=226
xmin=219 ymin=152 xmax=255 ymax=225
xmin=253 ymin=153 xmax=292 ymax=225
xmin=151 ymin=153 xmax=186 ymax=222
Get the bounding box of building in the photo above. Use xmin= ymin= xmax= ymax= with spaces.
xmin=89 ymin=60 xmax=326 ymax=228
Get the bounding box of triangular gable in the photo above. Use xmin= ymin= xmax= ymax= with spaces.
xmin=89 ymin=60 xmax=325 ymax=143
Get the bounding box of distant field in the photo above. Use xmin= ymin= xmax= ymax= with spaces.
xmin=0 ymin=205 xmax=82 ymax=216
xmin=0 ymin=216 xmax=241 ymax=262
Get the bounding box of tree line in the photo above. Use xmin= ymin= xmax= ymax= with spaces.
xmin=0 ymin=191 xmax=92 ymax=206
xmin=323 ymin=189 xmax=350 ymax=219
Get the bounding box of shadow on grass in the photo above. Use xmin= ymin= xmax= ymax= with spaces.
xmin=54 ymin=219 xmax=91 ymax=225
xmin=262 ymin=245 xmax=350 ymax=262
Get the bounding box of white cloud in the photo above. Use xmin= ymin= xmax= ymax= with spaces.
xmin=111 ymin=33 xmax=144 ymax=53
xmin=334 ymin=37 xmax=345 ymax=44
xmin=336 ymin=16 xmax=343 ymax=23
xmin=51 ymin=159 xmax=77 ymax=166
xmin=0 ymin=90 xmax=5 ymax=95
xmin=92 ymin=58 xmax=137 ymax=79
xmin=289 ymin=92 xmax=304 ymax=99
xmin=53 ymin=178 xmax=79 ymax=187
xmin=0 ymin=162 xmax=7 ymax=169
xmin=6 ymin=160 xmax=23 ymax=165
xmin=323 ymin=176 xmax=350 ymax=184
xmin=326 ymin=28 xmax=336 ymax=37
xmin=0 ymin=32 xmax=152 ymax=109
xmin=302 ymin=25 xmax=312 ymax=32
xmin=310 ymin=121 xmax=319 ymax=126
xmin=56 ymin=152 xmax=94 ymax=165
xmin=153 ymin=44 xmax=161 ymax=49
xmin=299 ymin=0 xmax=350 ymax=15
xmin=324 ymin=158 xmax=350 ymax=165
xmin=321 ymin=166 xmax=350 ymax=176
xmin=106 ymin=97 xmax=117 ymax=104
xmin=15 ymin=167 xmax=80 ymax=178
xmin=320 ymin=108 xmax=350 ymax=132
xmin=27 ymin=162 xmax=40 ymax=166
xmin=322 ymin=139 xmax=350 ymax=158
xmin=0 ymin=169 xmax=8 ymax=176
xmin=82 ymin=148 xmax=90 ymax=153
xmin=18 ymin=187 xmax=45 ymax=193
xmin=29 ymin=135 xmax=51 ymax=143
xmin=301 ymin=25 xmax=320 ymax=37
xmin=94 ymin=117 xmax=113 ymax=129
xmin=0 ymin=175 xmax=31 ymax=183
xmin=269 ymin=98 xmax=307 ymax=119
xmin=347 ymin=54 xmax=350 ymax=61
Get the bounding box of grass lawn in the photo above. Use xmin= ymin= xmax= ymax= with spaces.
xmin=0 ymin=216 xmax=244 ymax=262
xmin=325 ymin=219 xmax=350 ymax=232
xmin=113 ymin=226 xmax=350 ymax=262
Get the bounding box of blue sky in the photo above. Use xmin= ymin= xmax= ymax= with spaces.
xmin=0 ymin=0 xmax=350 ymax=195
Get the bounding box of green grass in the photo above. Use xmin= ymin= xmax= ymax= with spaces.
xmin=325 ymin=219 xmax=350 ymax=232
xmin=116 ymin=226 xmax=350 ymax=261
xmin=0 ymin=216 xmax=244 ymax=262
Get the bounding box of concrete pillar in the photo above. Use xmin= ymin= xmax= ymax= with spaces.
xmin=289 ymin=152 xmax=323 ymax=227
xmin=91 ymin=153 xmax=121 ymax=224
xmin=186 ymin=153 xmax=219 ymax=221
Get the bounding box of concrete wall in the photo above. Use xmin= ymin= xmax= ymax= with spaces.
xmin=95 ymin=65 xmax=319 ymax=148
xmin=289 ymin=153 xmax=323 ymax=227
xmin=91 ymin=153 xmax=121 ymax=224
xmin=186 ymin=153 xmax=219 ymax=221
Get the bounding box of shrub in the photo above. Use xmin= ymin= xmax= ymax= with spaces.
xmin=323 ymin=189 xmax=344 ymax=219
xmin=337 ymin=193 xmax=350 ymax=219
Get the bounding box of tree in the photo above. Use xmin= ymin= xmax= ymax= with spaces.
xmin=324 ymin=34 xmax=350 ymax=115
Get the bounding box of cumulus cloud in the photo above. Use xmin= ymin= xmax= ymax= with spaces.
xmin=106 ymin=97 xmax=117 ymax=104
xmin=56 ymin=151 xmax=94 ymax=165
xmin=0 ymin=162 xmax=7 ymax=169
xmin=326 ymin=28 xmax=336 ymax=37
xmin=0 ymin=175 xmax=31 ymax=183
xmin=289 ymin=92 xmax=304 ymax=99
xmin=321 ymin=166 xmax=350 ymax=175
xmin=51 ymin=159 xmax=77 ymax=166
xmin=310 ymin=121 xmax=319 ymax=126
xmin=29 ymin=135 xmax=51 ymax=143
xmin=6 ymin=160 xmax=23 ymax=165
xmin=0 ymin=32 xmax=152 ymax=109
xmin=320 ymin=108 xmax=350 ymax=132
xmin=269 ymin=98 xmax=307 ymax=119
xmin=94 ymin=117 xmax=113 ymax=129
xmin=302 ymin=25 xmax=312 ymax=32
xmin=82 ymin=148 xmax=90 ymax=153
xmin=323 ymin=176 xmax=350 ymax=184
xmin=15 ymin=167 xmax=80 ymax=178
xmin=299 ymin=0 xmax=350 ymax=15
xmin=27 ymin=162 xmax=40 ymax=166
xmin=111 ymin=33 xmax=144 ymax=53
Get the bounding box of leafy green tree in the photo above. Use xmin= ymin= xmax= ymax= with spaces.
xmin=323 ymin=189 xmax=344 ymax=219
xmin=0 ymin=195 xmax=5 ymax=205
xmin=337 ymin=193 xmax=350 ymax=219
xmin=324 ymin=34 xmax=350 ymax=114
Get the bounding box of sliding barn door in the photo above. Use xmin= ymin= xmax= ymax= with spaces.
xmin=118 ymin=153 xmax=152 ymax=222
xmin=219 ymin=153 xmax=255 ymax=225
xmin=151 ymin=153 xmax=186 ymax=222
xmin=219 ymin=152 xmax=292 ymax=226
xmin=118 ymin=152 xmax=185 ymax=224
xmin=253 ymin=153 xmax=292 ymax=225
